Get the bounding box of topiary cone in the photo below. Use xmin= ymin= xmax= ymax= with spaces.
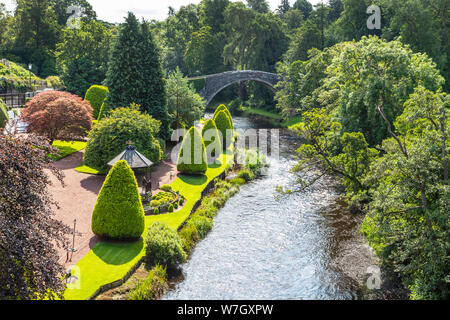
xmin=214 ymin=110 xmax=233 ymax=150
xmin=92 ymin=160 xmax=145 ymax=240
xmin=202 ymin=119 xmax=222 ymax=163
xmin=213 ymin=104 xmax=233 ymax=129
xmin=177 ymin=126 xmax=208 ymax=175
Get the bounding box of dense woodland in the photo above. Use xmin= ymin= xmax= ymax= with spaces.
xmin=0 ymin=0 xmax=449 ymax=300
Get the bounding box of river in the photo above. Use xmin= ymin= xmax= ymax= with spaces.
xmin=164 ymin=115 xmax=378 ymax=300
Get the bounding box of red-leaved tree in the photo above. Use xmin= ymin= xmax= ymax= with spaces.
xmin=21 ymin=91 xmax=93 ymax=143
xmin=0 ymin=134 xmax=69 ymax=299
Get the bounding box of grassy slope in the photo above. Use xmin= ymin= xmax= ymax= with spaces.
xmin=241 ymin=107 xmax=302 ymax=128
xmin=65 ymin=151 xmax=233 ymax=300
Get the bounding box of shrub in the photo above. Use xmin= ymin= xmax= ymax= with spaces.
xmin=213 ymin=110 xmax=233 ymax=150
xmin=84 ymin=105 xmax=163 ymax=172
xmin=97 ymin=101 xmax=109 ymax=120
xmin=127 ymin=265 xmax=168 ymax=300
xmin=160 ymin=184 xmax=172 ymax=192
xmin=0 ymin=100 xmax=9 ymax=129
xmin=21 ymin=91 xmax=93 ymax=143
xmin=179 ymin=224 xmax=199 ymax=252
xmin=237 ymin=169 xmax=255 ymax=182
xmin=177 ymin=126 xmax=208 ymax=175
xmin=213 ymin=104 xmax=233 ymax=123
xmin=179 ymin=198 xmax=185 ymax=205
xmin=168 ymin=204 xmax=174 ymax=212
xmin=174 ymin=202 xmax=179 ymax=209
xmin=84 ymin=85 xmax=109 ymax=119
xmin=153 ymin=208 xmax=159 ymax=215
xmin=230 ymin=177 xmax=246 ymax=186
xmin=188 ymin=215 xmax=213 ymax=238
xmin=144 ymin=222 xmax=187 ymax=267
xmin=91 ymin=160 xmax=145 ymax=240
xmin=202 ymin=119 xmax=222 ymax=163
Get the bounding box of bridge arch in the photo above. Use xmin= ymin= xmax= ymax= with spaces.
xmin=189 ymin=70 xmax=281 ymax=105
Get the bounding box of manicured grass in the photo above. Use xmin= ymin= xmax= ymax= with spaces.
xmin=64 ymin=151 xmax=233 ymax=300
xmin=74 ymin=164 xmax=104 ymax=175
xmin=242 ymin=107 xmax=283 ymax=120
xmin=51 ymin=141 xmax=87 ymax=161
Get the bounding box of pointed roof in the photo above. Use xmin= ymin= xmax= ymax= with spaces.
xmin=107 ymin=145 xmax=153 ymax=169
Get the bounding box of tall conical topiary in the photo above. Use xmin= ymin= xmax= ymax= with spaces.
xmin=0 ymin=101 xmax=9 ymax=129
xmin=213 ymin=104 xmax=233 ymax=129
xmin=84 ymin=85 xmax=109 ymax=119
xmin=104 ymin=12 xmax=170 ymax=139
xmin=214 ymin=110 xmax=233 ymax=150
xmin=177 ymin=127 xmax=208 ymax=175
xmin=92 ymin=160 xmax=145 ymax=240
xmin=202 ymin=119 xmax=222 ymax=163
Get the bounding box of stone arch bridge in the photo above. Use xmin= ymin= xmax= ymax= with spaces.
xmin=188 ymin=70 xmax=281 ymax=105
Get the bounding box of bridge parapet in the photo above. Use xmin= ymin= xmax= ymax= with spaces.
xmin=189 ymin=70 xmax=281 ymax=105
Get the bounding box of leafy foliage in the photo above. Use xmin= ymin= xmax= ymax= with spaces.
xmin=127 ymin=265 xmax=168 ymax=300
xmin=105 ymin=13 xmax=170 ymax=139
xmin=214 ymin=109 xmax=234 ymax=149
xmin=84 ymin=85 xmax=109 ymax=120
xmin=84 ymin=105 xmax=163 ymax=172
xmin=91 ymin=160 xmax=145 ymax=240
xmin=0 ymin=100 xmax=9 ymax=129
xmin=177 ymin=126 xmax=208 ymax=175
xmin=166 ymin=67 xmax=204 ymax=129
xmin=202 ymin=119 xmax=222 ymax=163
xmin=21 ymin=91 xmax=93 ymax=143
xmin=0 ymin=134 xmax=68 ymax=300
xmin=144 ymin=222 xmax=187 ymax=267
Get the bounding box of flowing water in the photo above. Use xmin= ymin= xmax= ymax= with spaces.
xmin=164 ymin=115 xmax=371 ymax=300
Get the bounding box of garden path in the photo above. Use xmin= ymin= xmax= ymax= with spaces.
xmin=48 ymin=149 xmax=178 ymax=268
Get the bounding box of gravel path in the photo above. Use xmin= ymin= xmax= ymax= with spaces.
xmin=48 ymin=150 xmax=178 ymax=268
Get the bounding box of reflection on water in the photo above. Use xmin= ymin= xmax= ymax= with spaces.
xmin=164 ymin=116 xmax=362 ymax=300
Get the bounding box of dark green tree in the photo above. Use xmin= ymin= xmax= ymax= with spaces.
xmin=247 ymin=0 xmax=270 ymax=13
xmin=292 ymin=0 xmax=313 ymax=19
xmin=277 ymin=0 xmax=291 ymax=17
xmin=105 ymin=13 xmax=170 ymax=139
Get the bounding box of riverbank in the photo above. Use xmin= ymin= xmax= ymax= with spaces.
xmin=96 ymin=151 xmax=267 ymax=300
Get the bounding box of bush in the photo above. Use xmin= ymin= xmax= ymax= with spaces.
xmin=168 ymin=204 xmax=174 ymax=212
xmin=160 ymin=184 xmax=172 ymax=192
xmin=21 ymin=91 xmax=93 ymax=143
xmin=179 ymin=198 xmax=185 ymax=205
xmin=174 ymin=202 xmax=179 ymax=209
xmin=145 ymin=222 xmax=187 ymax=267
xmin=213 ymin=110 xmax=233 ymax=150
xmin=153 ymin=208 xmax=159 ymax=215
xmin=0 ymin=100 xmax=9 ymax=129
xmin=213 ymin=104 xmax=233 ymax=123
xmin=91 ymin=160 xmax=145 ymax=240
xmin=187 ymin=215 xmax=213 ymax=238
xmin=230 ymin=177 xmax=246 ymax=186
xmin=202 ymin=119 xmax=222 ymax=163
xmin=97 ymin=101 xmax=110 ymax=120
xmin=179 ymin=224 xmax=199 ymax=252
xmin=237 ymin=169 xmax=255 ymax=182
xmin=127 ymin=265 xmax=168 ymax=300
xmin=177 ymin=126 xmax=208 ymax=175
xmin=84 ymin=105 xmax=163 ymax=172
xmin=84 ymin=85 xmax=109 ymax=120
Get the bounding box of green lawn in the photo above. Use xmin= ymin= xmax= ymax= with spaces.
xmin=64 ymin=151 xmax=233 ymax=300
xmin=51 ymin=141 xmax=87 ymax=161
xmin=242 ymin=107 xmax=283 ymax=120
xmin=74 ymin=164 xmax=104 ymax=175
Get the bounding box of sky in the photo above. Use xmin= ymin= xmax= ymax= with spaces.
xmin=2 ymin=0 xmax=324 ymax=23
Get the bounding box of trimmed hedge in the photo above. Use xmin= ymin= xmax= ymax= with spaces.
xmin=84 ymin=85 xmax=109 ymax=120
xmin=177 ymin=126 xmax=208 ymax=175
xmin=144 ymin=222 xmax=187 ymax=267
xmin=0 ymin=101 xmax=9 ymax=129
xmin=91 ymin=160 xmax=145 ymax=240
xmin=202 ymin=119 xmax=222 ymax=163
xmin=213 ymin=104 xmax=233 ymax=124
xmin=214 ymin=110 xmax=233 ymax=150
xmin=84 ymin=106 xmax=163 ymax=172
